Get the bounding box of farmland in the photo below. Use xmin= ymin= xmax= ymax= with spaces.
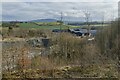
xmin=2 ymin=21 xmax=108 ymax=30
xmin=2 ymin=22 xmax=80 ymax=29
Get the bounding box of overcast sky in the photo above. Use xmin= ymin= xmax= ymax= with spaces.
xmin=1 ymin=0 xmax=119 ymax=21
xmin=1 ymin=0 xmax=119 ymax=2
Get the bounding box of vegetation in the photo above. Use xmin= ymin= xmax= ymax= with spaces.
xmin=2 ymin=22 xmax=80 ymax=29
xmin=1 ymin=20 xmax=119 ymax=79
xmin=96 ymin=21 xmax=119 ymax=61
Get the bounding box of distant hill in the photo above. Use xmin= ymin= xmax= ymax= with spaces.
xmin=30 ymin=19 xmax=58 ymax=22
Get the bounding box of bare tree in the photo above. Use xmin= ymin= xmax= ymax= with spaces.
xmin=83 ymin=10 xmax=91 ymax=35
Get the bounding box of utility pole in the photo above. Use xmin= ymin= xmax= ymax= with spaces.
xmin=60 ymin=12 xmax=63 ymax=31
xmin=102 ymin=11 xmax=104 ymax=28
xmin=84 ymin=11 xmax=90 ymax=35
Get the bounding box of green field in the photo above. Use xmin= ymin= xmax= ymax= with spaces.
xmin=18 ymin=23 xmax=80 ymax=29
xmin=2 ymin=22 xmax=108 ymax=30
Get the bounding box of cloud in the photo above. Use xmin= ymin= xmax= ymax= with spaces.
xmin=1 ymin=0 xmax=120 ymax=2
xmin=2 ymin=2 xmax=118 ymax=21
xmin=0 ymin=3 xmax=2 ymax=21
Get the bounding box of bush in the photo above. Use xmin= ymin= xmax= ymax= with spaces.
xmin=96 ymin=20 xmax=119 ymax=61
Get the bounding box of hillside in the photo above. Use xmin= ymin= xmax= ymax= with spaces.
xmin=30 ymin=19 xmax=57 ymax=22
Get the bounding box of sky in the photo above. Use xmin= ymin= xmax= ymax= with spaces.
xmin=1 ymin=0 xmax=119 ymax=22
xmin=1 ymin=0 xmax=119 ymax=2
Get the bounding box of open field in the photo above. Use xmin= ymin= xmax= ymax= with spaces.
xmin=2 ymin=22 xmax=109 ymax=30
xmin=15 ymin=22 xmax=81 ymax=29
xmin=18 ymin=23 xmax=108 ymax=29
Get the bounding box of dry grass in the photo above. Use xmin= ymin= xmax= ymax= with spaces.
xmin=2 ymin=21 xmax=119 ymax=78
